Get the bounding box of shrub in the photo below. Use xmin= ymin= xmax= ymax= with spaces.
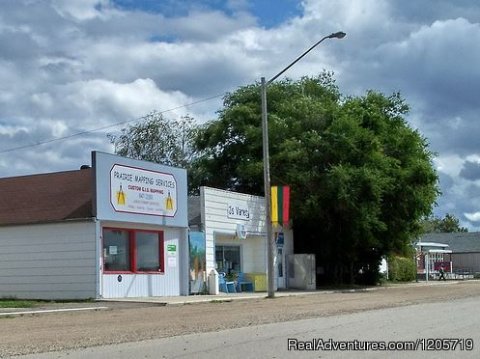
xmin=388 ymin=256 xmax=416 ymax=282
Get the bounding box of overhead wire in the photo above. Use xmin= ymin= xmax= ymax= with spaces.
xmin=0 ymin=93 xmax=224 ymax=154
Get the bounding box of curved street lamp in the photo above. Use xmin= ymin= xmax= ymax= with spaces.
xmin=262 ymin=31 xmax=346 ymax=298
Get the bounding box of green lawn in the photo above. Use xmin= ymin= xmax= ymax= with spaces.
xmin=0 ymin=299 xmax=37 ymax=308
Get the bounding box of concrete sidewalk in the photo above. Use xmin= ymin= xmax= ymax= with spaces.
xmin=98 ymin=279 xmax=472 ymax=306
xmin=98 ymin=289 xmax=321 ymax=306
xmin=1 ymin=280 xmax=473 ymax=315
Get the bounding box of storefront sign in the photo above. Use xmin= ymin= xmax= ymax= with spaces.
xmin=227 ymin=200 xmax=250 ymax=220
xmin=110 ymin=164 xmax=177 ymax=217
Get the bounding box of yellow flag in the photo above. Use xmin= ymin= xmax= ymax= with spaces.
xmin=271 ymin=186 xmax=278 ymax=223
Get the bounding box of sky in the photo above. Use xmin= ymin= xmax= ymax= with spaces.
xmin=1 ymin=0 xmax=480 ymax=230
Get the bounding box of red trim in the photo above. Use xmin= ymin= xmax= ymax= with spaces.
xmin=159 ymin=231 xmax=165 ymax=274
xmin=102 ymin=227 xmax=165 ymax=274
xmin=282 ymin=186 xmax=290 ymax=225
xmin=130 ymin=230 xmax=137 ymax=272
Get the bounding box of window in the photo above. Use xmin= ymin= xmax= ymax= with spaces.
xmin=103 ymin=228 xmax=164 ymax=273
xmin=136 ymin=232 xmax=161 ymax=272
xmin=215 ymin=245 xmax=241 ymax=274
xmin=103 ymin=229 xmax=130 ymax=272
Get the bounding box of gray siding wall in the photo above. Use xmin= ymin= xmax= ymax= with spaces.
xmin=451 ymin=253 xmax=480 ymax=273
xmin=0 ymin=221 xmax=97 ymax=299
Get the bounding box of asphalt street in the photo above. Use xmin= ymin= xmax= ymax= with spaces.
xmin=11 ymin=295 xmax=479 ymax=359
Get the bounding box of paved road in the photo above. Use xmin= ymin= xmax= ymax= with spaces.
xmin=12 ymin=295 xmax=479 ymax=359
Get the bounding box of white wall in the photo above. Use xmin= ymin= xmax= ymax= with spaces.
xmin=215 ymin=235 xmax=266 ymax=273
xmin=0 ymin=221 xmax=97 ymax=300
xmin=100 ymin=222 xmax=184 ymax=298
xmin=201 ymin=187 xmax=267 ymax=274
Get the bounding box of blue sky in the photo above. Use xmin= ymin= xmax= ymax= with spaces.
xmin=111 ymin=0 xmax=302 ymax=28
xmin=1 ymin=0 xmax=480 ymax=229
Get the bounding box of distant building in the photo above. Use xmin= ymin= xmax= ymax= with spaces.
xmin=420 ymin=232 xmax=480 ymax=275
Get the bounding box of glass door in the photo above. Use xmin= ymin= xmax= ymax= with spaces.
xmin=215 ymin=245 xmax=241 ymax=275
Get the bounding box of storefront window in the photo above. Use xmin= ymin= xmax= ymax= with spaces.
xmin=103 ymin=228 xmax=164 ymax=273
xmin=103 ymin=229 xmax=130 ymax=272
xmin=215 ymin=245 xmax=241 ymax=274
xmin=136 ymin=231 xmax=162 ymax=272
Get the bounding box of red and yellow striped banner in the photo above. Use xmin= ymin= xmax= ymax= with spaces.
xmin=271 ymin=185 xmax=290 ymax=225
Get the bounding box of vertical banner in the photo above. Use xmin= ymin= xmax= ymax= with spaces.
xmin=271 ymin=185 xmax=290 ymax=225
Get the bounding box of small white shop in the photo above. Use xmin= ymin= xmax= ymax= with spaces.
xmin=0 ymin=151 xmax=189 ymax=299
xmin=197 ymin=187 xmax=293 ymax=292
xmin=95 ymin=152 xmax=189 ymax=298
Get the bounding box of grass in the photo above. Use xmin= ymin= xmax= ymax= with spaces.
xmin=0 ymin=299 xmax=38 ymax=309
xmin=0 ymin=297 xmax=95 ymax=309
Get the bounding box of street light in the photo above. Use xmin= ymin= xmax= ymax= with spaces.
xmin=262 ymin=31 xmax=346 ymax=298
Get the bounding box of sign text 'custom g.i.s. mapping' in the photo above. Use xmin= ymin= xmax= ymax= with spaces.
xmin=110 ymin=164 xmax=177 ymax=217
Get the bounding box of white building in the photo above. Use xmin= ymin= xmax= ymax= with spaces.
xmin=0 ymin=151 xmax=189 ymax=299
xmin=0 ymin=152 xmax=294 ymax=299
xmin=195 ymin=187 xmax=294 ymax=291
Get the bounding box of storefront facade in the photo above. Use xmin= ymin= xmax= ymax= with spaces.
xmin=94 ymin=152 xmax=189 ymax=298
xmin=0 ymin=151 xmax=189 ymax=299
xmin=199 ymin=187 xmax=293 ymax=291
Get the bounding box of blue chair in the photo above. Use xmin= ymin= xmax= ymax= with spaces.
xmin=236 ymin=272 xmax=254 ymax=292
xmin=218 ymin=272 xmax=236 ymax=293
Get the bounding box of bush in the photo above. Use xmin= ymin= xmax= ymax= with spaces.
xmin=388 ymin=256 xmax=416 ymax=282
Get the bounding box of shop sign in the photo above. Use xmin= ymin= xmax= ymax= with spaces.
xmin=167 ymin=244 xmax=177 ymax=267
xmin=227 ymin=200 xmax=250 ymax=220
xmin=110 ymin=164 xmax=177 ymax=217
xmin=236 ymin=224 xmax=247 ymax=240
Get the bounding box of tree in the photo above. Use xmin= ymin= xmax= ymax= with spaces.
xmin=193 ymin=73 xmax=440 ymax=284
xmin=108 ymin=111 xmax=200 ymax=193
xmin=108 ymin=111 xmax=198 ymax=168
xmin=421 ymin=213 xmax=468 ymax=233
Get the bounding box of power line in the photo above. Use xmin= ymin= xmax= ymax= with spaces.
xmin=0 ymin=93 xmax=224 ymax=155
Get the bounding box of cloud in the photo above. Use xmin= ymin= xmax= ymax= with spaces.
xmin=51 ymin=0 xmax=113 ymax=21
xmin=1 ymin=0 xmax=480 ymax=231
xmin=459 ymin=160 xmax=480 ymax=181
xmin=465 ymin=212 xmax=480 ymax=223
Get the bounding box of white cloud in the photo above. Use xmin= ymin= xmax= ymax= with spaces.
xmin=51 ymin=0 xmax=113 ymax=21
xmin=434 ymin=155 xmax=465 ymax=177
xmin=464 ymin=212 xmax=480 ymax=222
xmin=61 ymin=78 xmax=191 ymax=120
xmin=1 ymin=0 xmax=480 ymax=232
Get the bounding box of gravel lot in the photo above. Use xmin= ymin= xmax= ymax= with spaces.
xmin=2 ymin=281 xmax=480 ymax=357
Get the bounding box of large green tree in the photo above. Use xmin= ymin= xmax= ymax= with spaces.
xmin=193 ymin=73 xmax=439 ymax=284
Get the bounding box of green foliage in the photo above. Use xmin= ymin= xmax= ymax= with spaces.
xmin=108 ymin=112 xmax=199 ymax=168
xmin=421 ymin=213 xmax=468 ymax=233
xmin=108 ymin=112 xmax=200 ymax=193
xmin=387 ymin=256 xmax=416 ymax=282
xmin=0 ymin=299 xmax=36 ymax=308
xmin=192 ymin=72 xmax=439 ymax=285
